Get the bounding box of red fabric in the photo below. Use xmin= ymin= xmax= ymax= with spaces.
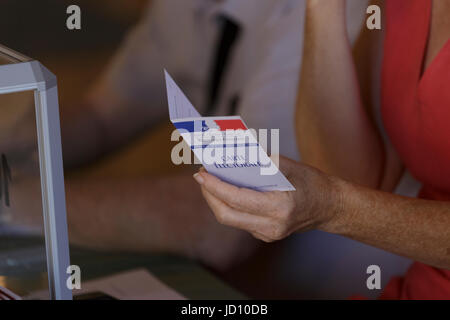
xmin=381 ymin=0 xmax=450 ymax=299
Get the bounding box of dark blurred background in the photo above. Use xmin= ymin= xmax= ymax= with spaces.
xmin=0 ymin=0 xmax=145 ymax=133
xmin=1 ymin=0 xmax=144 ymax=55
xmin=1 ymin=0 xmax=179 ymax=178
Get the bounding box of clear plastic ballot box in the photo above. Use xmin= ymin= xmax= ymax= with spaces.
xmin=0 ymin=45 xmax=71 ymax=299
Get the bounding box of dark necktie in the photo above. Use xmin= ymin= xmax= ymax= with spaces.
xmin=206 ymin=15 xmax=241 ymax=116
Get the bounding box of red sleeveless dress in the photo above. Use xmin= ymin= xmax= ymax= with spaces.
xmin=381 ymin=0 xmax=450 ymax=299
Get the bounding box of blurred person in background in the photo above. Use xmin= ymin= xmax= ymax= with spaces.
xmin=9 ymin=0 xmax=307 ymax=271
xmin=195 ymin=0 xmax=450 ymax=299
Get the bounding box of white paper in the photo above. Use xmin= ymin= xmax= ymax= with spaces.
xmin=74 ymin=268 xmax=185 ymax=300
xmin=165 ymin=71 xmax=295 ymax=192
xmin=26 ymin=268 xmax=185 ymax=300
xmin=165 ymin=70 xmax=201 ymax=121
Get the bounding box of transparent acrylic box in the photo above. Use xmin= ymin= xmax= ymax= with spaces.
xmin=0 ymin=45 xmax=71 ymax=299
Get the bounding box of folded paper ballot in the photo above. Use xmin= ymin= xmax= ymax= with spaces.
xmin=165 ymin=70 xmax=295 ymax=192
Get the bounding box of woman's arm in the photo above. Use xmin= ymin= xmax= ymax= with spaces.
xmin=326 ymin=175 xmax=450 ymax=269
xmin=9 ymin=173 xmax=257 ymax=271
xmin=296 ymin=0 xmax=400 ymax=189
xmin=194 ymin=157 xmax=450 ymax=269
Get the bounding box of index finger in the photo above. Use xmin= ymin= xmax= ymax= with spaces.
xmin=194 ymin=171 xmax=274 ymax=215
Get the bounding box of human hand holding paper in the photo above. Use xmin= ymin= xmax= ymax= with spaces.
xmin=193 ymin=156 xmax=340 ymax=242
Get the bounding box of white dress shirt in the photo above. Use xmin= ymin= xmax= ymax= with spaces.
xmin=101 ymin=0 xmax=306 ymax=160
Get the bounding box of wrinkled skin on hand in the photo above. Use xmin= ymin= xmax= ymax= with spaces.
xmin=194 ymin=156 xmax=342 ymax=243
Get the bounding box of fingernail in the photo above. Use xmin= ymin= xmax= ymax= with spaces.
xmin=193 ymin=173 xmax=204 ymax=185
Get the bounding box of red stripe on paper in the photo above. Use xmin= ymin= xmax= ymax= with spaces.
xmin=214 ymin=119 xmax=247 ymax=131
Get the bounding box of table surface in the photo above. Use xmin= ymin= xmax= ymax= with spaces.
xmin=0 ymin=235 xmax=246 ymax=300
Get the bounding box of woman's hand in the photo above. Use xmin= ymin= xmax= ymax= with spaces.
xmin=194 ymin=156 xmax=450 ymax=268
xmin=193 ymin=156 xmax=343 ymax=242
